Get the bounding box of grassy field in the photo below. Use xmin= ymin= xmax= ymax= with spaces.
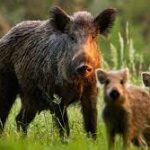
xmin=0 ymin=93 xmax=141 ymax=150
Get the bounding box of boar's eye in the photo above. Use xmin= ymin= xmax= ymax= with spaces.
xmin=120 ymin=79 xmax=124 ymax=85
xmin=106 ymin=79 xmax=110 ymax=85
xmin=70 ymin=34 xmax=77 ymax=42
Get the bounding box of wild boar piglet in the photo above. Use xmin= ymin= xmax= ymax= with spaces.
xmin=96 ymin=68 xmax=150 ymax=149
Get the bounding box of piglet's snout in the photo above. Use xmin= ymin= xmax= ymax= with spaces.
xmin=109 ymin=89 xmax=120 ymax=100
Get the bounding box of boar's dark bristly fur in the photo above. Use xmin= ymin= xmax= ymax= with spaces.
xmin=0 ymin=6 xmax=116 ymax=138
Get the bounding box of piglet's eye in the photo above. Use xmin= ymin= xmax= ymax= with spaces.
xmin=106 ymin=79 xmax=110 ymax=85
xmin=120 ymin=80 xmax=124 ymax=85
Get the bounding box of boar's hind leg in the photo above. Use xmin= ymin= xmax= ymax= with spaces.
xmin=16 ymin=105 xmax=36 ymax=134
xmin=81 ymin=85 xmax=98 ymax=139
xmin=0 ymin=71 xmax=18 ymax=132
xmin=53 ymin=103 xmax=70 ymax=138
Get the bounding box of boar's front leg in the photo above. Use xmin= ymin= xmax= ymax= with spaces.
xmin=53 ymin=102 xmax=70 ymax=138
xmin=81 ymin=84 xmax=98 ymax=139
xmin=16 ymin=106 xmax=37 ymax=134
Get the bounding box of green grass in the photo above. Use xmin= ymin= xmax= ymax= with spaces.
xmin=0 ymin=95 xmax=140 ymax=150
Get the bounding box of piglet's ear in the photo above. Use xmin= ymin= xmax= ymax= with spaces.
xmin=121 ymin=68 xmax=129 ymax=83
xmin=50 ymin=6 xmax=70 ymax=32
xmin=95 ymin=69 xmax=107 ymax=84
xmin=93 ymin=8 xmax=117 ymax=36
xmin=141 ymin=72 xmax=150 ymax=87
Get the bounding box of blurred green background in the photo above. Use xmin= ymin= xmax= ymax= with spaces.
xmin=0 ymin=0 xmax=149 ymax=73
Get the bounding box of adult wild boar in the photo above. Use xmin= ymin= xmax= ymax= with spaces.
xmin=0 ymin=6 xmax=116 ymax=138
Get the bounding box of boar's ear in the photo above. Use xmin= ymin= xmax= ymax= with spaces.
xmin=120 ymin=68 xmax=129 ymax=83
xmin=141 ymin=72 xmax=150 ymax=87
xmin=93 ymin=8 xmax=117 ymax=36
xmin=95 ymin=69 xmax=107 ymax=84
xmin=50 ymin=6 xmax=70 ymax=32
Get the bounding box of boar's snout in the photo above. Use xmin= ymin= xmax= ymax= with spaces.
xmin=75 ymin=63 xmax=93 ymax=76
xmin=109 ymin=88 xmax=120 ymax=100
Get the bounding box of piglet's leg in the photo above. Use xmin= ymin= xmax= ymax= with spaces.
xmin=122 ymin=129 xmax=132 ymax=150
xmin=107 ymin=129 xmax=115 ymax=150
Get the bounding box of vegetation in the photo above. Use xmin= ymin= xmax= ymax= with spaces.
xmin=0 ymin=97 xmax=139 ymax=150
xmin=0 ymin=0 xmax=149 ymax=149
